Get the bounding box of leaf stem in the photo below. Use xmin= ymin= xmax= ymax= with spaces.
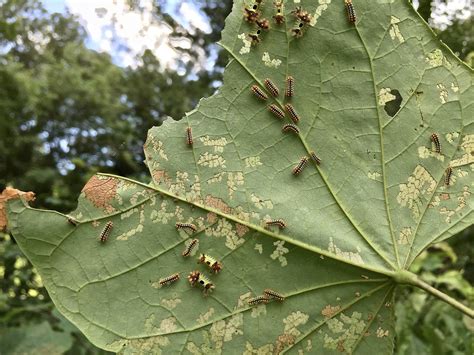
xmin=397 ymin=270 xmax=474 ymax=318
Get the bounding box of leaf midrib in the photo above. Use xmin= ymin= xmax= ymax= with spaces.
xmin=99 ymin=173 xmax=396 ymax=277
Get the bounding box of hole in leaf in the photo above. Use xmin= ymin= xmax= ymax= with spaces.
xmin=383 ymin=89 xmax=402 ymax=117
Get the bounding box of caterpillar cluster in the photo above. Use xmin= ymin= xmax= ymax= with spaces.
xmin=291 ymin=6 xmax=312 ymax=38
xmin=250 ymin=75 xmax=324 ymax=175
xmin=169 ymin=219 xmax=225 ymax=294
xmin=243 ymin=1 xmax=270 ymax=45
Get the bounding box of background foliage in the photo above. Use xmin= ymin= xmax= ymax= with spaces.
xmin=0 ymin=0 xmax=472 ymax=353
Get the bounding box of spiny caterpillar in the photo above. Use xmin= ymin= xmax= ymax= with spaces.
xmin=198 ymin=254 xmax=223 ymax=273
xmin=251 ymin=84 xmax=268 ymax=100
xmin=291 ymin=21 xmax=306 ymax=38
xmin=430 ymin=133 xmax=441 ymax=153
xmin=188 ymin=270 xmax=215 ymax=294
xmin=273 ymin=1 xmax=284 ymax=24
xmin=176 ymin=222 xmax=197 ymax=234
xmin=284 ymin=103 xmax=300 ymax=123
xmin=445 ymin=167 xmax=452 ymax=186
xmin=285 ymin=76 xmax=294 ymax=97
xmin=282 ymin=123 xmax=300 ymax=134
xmin=268 ymin=104 xmax=285 ymax=119
xmin=310 ymin=151 xmax=322 ymax=165
xmin=67 ymin=216 xmax=78 ymax=226
xmin=159 ymin=273 xmax=180 ymax=286
xmin=248 ymin=295 xmax=269 ymax=305
xmin=244 ymin=6 xmax=260 ymax=23
xmin=186 ymin=127 xmax=193 ymax=146
xmin=256 ymin=18 xmax=270 ymax=30
xmin=292 ymin=6 xmax=312 ymax=23
xmin=266 ymin=219 xmax=286 ymax=229
xmin=345 ymin=0 xmax=356 ymax=23
xmin=248 ymin=29 xmax=262 ymax=44
xmin=264 ymin=78 xmax=279 ymax=97
xmin=182 ymin=239 xmax=198 ymax=257
xmin=263 ymin=288 xmax=285 ymax=301
xmin=99 ymin=221 xmax=113 ymax=243
xmin=293 ymin=156 xmax=308 ymax=176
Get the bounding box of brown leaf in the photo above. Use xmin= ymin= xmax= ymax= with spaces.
xmin=0 ymin=187 xmax=35 ymax=231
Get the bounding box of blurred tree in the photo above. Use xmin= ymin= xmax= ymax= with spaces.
xmin=0 ymin=0 xmax=232 ymax=212
xmin=416 ymin=0 xmax=473 ymax=61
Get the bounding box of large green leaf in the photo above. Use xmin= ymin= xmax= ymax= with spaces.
xmin=7 ymin=0 xmax=473 ymax=353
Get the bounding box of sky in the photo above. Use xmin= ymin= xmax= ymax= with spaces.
xmin=42 ymin=0 xmax=212 ymax=70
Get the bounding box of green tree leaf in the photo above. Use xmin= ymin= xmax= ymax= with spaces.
xmin=6 ymin=0 xmax=473 ymax=353
xmin=0 ymin=321 xmax=74 ymax=354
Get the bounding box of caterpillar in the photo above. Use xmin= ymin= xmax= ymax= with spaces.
xmin=292 ymin=6 xmax=312 ymax=23
xmin=266 ymin=219 xmax=286 ymax=229
xmin=285 ymin=76 xmax=294 ymax=98
xmin=248 ymin=29 xmax=262 ymax=44
xmin=159 ymin=273 xmax=180 ymax=286
xmin=99 ymin=221 xmax=113 ymax=243
xmin=188 ymin=270 xmax=215 ymax=294
xmin=310 ymin=151 xmax=321 ymax=165
xmin=176 ymin=222 xmax=197 ymax=233
xmin=182 ymin=239 xmax=198 ymax=257
xmin=268 ymin=104 xmax=285 ymax=119
xmin=273 ymin=1 xmax=285 ymax=24
xmin=263 ymin=288 xmax=285 ymax=301
xmin=445 ymin=167 xmax=452 ymax=186
xmin=251 ymin=84 xmax=268 ymax=100
xmin=282 ymin=123 xmax=300 ymax=134
xmin=248 ymin=295 xmax=270 ymax=305
xmin=264 ymin=78 xmax=279 ymax=97
xmin=291 ymin=22 xmax=306 ymax=38
xmin=430 ymin=133 xmax=441 ymax=153
xmin=345 ymin=0 xmax=356 ymax=23
xmin=186 ymin=127 xmax=193 ymax=146
xmin=244 ymin=7 xmax=260 ymax=23
xmin=284 ymin=103 xmax=300 ymax=123
xmin=67 ymin=216 xmax=78 ymax=226
xmin=293 ymin=156 xmax=308 ymax=175
xmin=256 ymin=18 xmax=270 ymax=30
xmin=198 ymin=254 xmax=223 ymax=273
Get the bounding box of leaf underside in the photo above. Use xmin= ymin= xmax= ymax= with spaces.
xmin=7 ymin=0 xmax=473 ymax=353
